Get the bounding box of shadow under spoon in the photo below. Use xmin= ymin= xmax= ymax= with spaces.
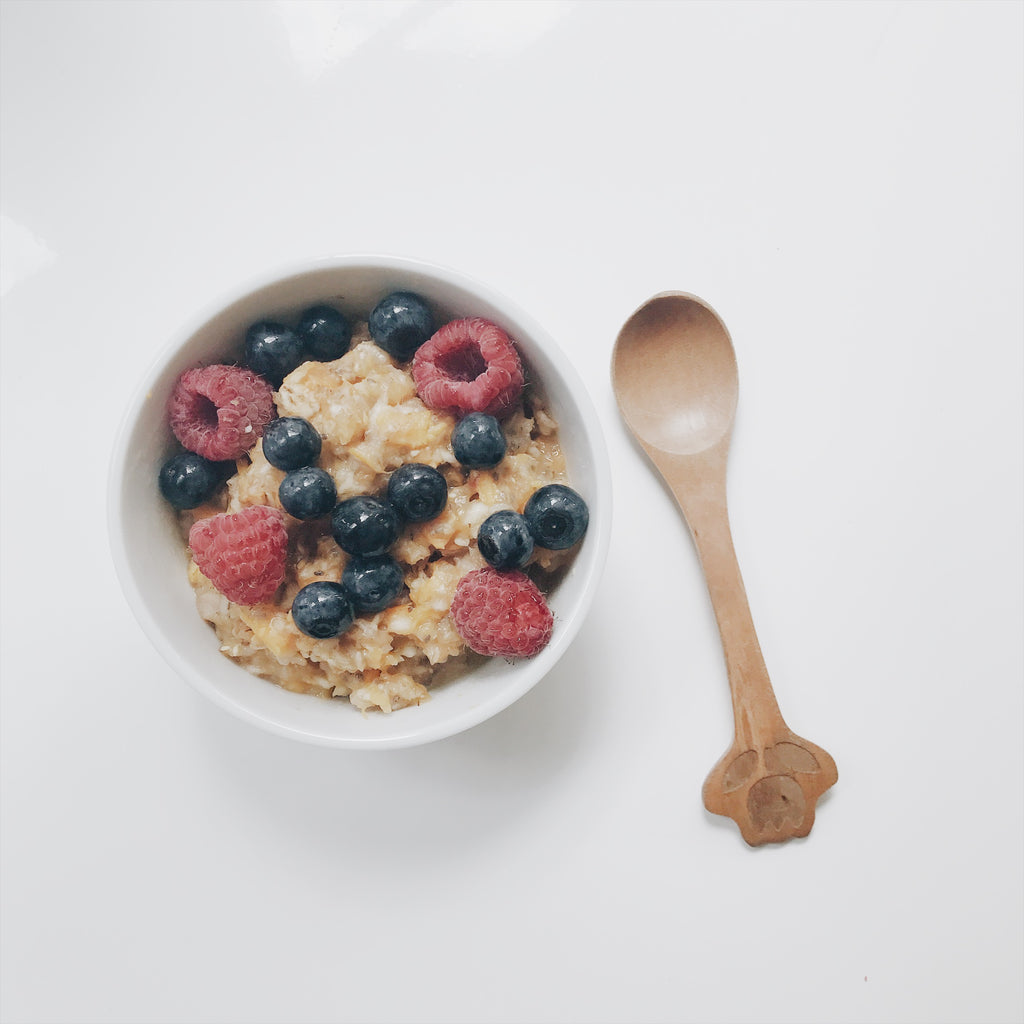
xmin=611 ymin=291 xmax=837 ymax=846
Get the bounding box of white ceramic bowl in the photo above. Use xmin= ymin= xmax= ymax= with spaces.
xmin=108 ymin=255 xmax=611 ymax=749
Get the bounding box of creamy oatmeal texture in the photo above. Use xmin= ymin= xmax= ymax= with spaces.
xmin=180 ymin=322 xmax=574 ymax=712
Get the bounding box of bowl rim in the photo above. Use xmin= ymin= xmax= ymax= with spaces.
xmin=107 ymin=253 xmax=612 ymax=749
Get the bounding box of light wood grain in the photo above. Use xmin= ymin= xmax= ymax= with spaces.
xmin=612 ymin=292 xmax=837 ymax=846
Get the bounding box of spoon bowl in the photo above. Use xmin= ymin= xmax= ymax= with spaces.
xmin=612 ymin=292 xmax=837 ymax=846
xmin=612 ymin=292 xmax=737 ymax=456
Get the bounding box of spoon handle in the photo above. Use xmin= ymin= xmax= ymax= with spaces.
xmin=657 ymin=441 xmax=785 ymax=748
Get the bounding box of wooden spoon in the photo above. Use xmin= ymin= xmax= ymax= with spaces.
xmin=611 ymin=292 xmax=837 ymax=846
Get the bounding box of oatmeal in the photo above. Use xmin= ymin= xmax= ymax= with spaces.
xmin=165 ymin=305 xmax=584 ymax=714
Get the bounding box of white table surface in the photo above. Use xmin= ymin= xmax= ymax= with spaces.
xmin=2 ymin=3 xmax=1021 ymax=1023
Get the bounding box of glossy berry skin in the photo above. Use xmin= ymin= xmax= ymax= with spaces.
xmin=330 ymin=495 xmax=399 ymax=556
xmin=342 ymin=554 xmax=404 ymax=614
xmin=262 ymin=416 xmax=322 ymax=471
xmin=368 ymin=291 xmax=434 ymax=361
xmin=244 ymin=320 xmax=306 ymax=386
xmin=451 ymin=412 xmax=506 ymax=469
xmin=524 ymin=484 xmax=589 ymax=550
xmin=298 ymin=304 xmax=351 ymax=361
xmin=291 ymin=581 xmax=354 ymax=639
xmin=279 ymin=467 xmax=337 ymax=521
xmin=387 ymin=463 xmax=448 ymax=523
xmin=158 ymin=451 xmax=233 ymax=509
xmin=477 ymin=510 xmax=534 ymax=570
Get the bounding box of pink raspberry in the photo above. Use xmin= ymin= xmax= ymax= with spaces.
xmin=168 ymin=364 xmax=276 ymax=461
xmin=412 ymin=318 xmax=524 ymax=418
xmin=450 ymin=567 xmax=553 ymax=658
xmin=188 ymin=506 xmax=288 ymax=605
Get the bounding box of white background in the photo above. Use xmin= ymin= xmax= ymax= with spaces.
xmin=2 ymin=2 xmax=1021 ymax=1023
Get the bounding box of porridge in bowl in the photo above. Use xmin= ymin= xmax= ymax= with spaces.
xmin=159 ymin=292 xmax=590 ymax=714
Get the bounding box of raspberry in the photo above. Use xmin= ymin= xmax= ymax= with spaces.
xmin=412 ymin=318 xmax=524 ymax=418
xmin=188 ymin=505 xmax=288 ymax=605
xmin=450 ymin=567 xmax=553 ymax=658
xmin=168 ymin=364 xmax=276 ymax=461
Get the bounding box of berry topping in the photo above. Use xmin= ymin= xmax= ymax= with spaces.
xmin=451 ymin=412 xmax=507 ymax=469
xmin=298 ymin=304 xmax=351 ymax=362
xmin=369 ymin=291 xmax=434 ymax=361
xmin=387 ymin=463 xmax=448 ymax=523
xmin=477 ymin=510 xmax=534 ymax=570
xmin=279 ymin=467 xmax=337 ymax=521
xmin=262 ymin=416 xmax=322 ymax=471
xmin=330 ymin=495 xmax=400 ymax=557
xmin=244 ymin=320 xmax=305 ymax=386
xmin=188 ymin=505 xmax=288 ymax=605
xmin=168 ymin=364 xmax=276 ymax=461
xmin=342 ymin=554 xmax=405 ymax=614
xmin=158 ymin=451 xmax=233 ymax=510
xmin=412 ymin=317 xmax=524 ymax=418
xmin=450 ymin=567 xmax=553 ymax=658
xmin=291 ymin=581 xmax=354 ymax=639
xmin=524 ymin=484 xmax=589 ymax=550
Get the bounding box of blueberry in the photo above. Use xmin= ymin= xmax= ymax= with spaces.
xmin=451 ymin=412 xmax=506 ymax=469
xmin=342 ymin=554 xmax=405 ymax=614
xmin=291 ymin=581 xmax=354 ymax=639
xmin=524 ymin=484 xmax=589 ymax=550
xmin=368 ymin=291 xmax=434 ymax=361
xmin=477 ymin=510 xmax=534 ymax=570
xmin=298 ymin=304 xmax=351 ymax=362
xmin=158 ymin=451 xmax=233 ymax=509
xmin=330 ymin=495 xmax=399 ymax=556
xmin=387 ymin=463 xmax=448 ymax=523
xmin=244 ymin=320 xmax=305 ymax=386
xmin=262 ymin=416 xmax=322 ymax=471
xmin=279 ymin=467 xmax=337 ymax=520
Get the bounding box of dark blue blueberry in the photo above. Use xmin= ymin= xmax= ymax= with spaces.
xmin=342 ymin=554 xmax=405 ymax=614
xmin=244 ymin=320 xmax=305 ymax=386
xmin=523 ymin=484 xmax=589 ymax=550
xmin=291 ymin=581 xmax=354 ymax=639
xmin=451 ymin=412 xmax=506 ymax=469
xmin=262 ymin=416 xmax=322 ymax=471
xmin=387 ymin=463 xmax=448 ymax=523
xmin=158 ymin=451 xmax=233 ymax=509
xmin=298 ymin=304 xmax=351 ymax=362
xmin=477 ymin=510 xmax=534 ymax=570
xmin=330 ymin=495 xmax=399 ymax=556
xmin=368 ymin=291 xmax=434 ymax=361
xmin=279 ymin=467 xmax=337 ymax=520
